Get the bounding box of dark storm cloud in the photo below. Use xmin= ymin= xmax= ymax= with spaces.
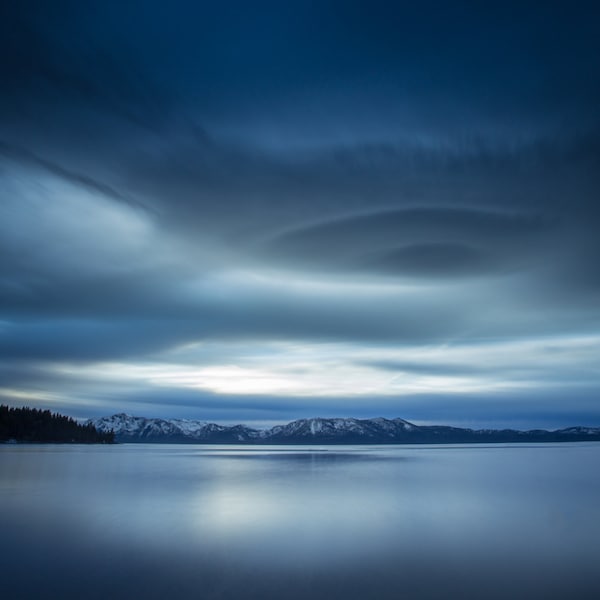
xmin=2 ymin=0 xmax=599 ymax=234
xmin=263 ymin=207 xmax=554 ymax=277
xmin=0 ymin=318 xmax=195 ymax=362
xmin=0 ymin=141 xmax=147 ymax=210
xmin=0 ymin=281 xmax=473 ymax=362
xmin=2 ymin=0 xmax=599 ymax=148
xmin=359 ymin=356 xmax=600 ymax=385
xmin=361 ymin=360 xmax=491 ymax=377
xmin=364 ymin=243 xmax=499 ymax=278
xmin=0 ymin=0 xmax=173 ymax=131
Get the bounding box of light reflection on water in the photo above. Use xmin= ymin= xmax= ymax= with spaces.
xmin=1 ymin=443 xmax=600 ymax=599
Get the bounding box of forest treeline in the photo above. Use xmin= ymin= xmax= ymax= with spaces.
xmin=0 ymin=405 xmax=114 ymax=443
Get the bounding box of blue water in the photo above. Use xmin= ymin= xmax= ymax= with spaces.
xmin=1 ymin=443 xmax=599 ymax=599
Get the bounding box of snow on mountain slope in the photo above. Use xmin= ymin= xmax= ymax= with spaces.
xmin=88 ymin=413 xmax=259 ymax=442
xmin=88 ymin=414 xmax=421 ymax=442
xmin=87 ymin=414 xmax=600 ymax=444
xmin=266 ymin=417 xmax=418 ymax=440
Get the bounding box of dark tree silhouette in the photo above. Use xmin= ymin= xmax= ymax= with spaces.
xmin=0 ymin=405 xmax=115 ymax=443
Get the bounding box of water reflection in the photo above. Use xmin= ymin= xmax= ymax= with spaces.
xmin=1 ymin=443 xmax=600 ymax=599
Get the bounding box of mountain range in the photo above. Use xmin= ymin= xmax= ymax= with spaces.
xmin=88 ymin=414 xmax=600 ymax=444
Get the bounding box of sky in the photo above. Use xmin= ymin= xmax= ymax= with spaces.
xmin=1 ymin=0 xmax=599 ymax=428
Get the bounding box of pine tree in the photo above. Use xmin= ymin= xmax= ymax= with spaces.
xmin=0 ymin=405 xmax=115 ymax=443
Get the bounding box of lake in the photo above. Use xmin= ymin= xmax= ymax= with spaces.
xmin=1 ymin=443 xmax=599 ymax=599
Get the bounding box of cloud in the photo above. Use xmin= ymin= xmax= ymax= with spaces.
xmin=361 ymin=243 xmax=499 ymax=277
xmin=0 ymin=1 xmax=599 ymax=426
xmin=0 ymin=141 xmax=148 ymax=210
xmin=263 ymin=207 xmax=553 ymax=278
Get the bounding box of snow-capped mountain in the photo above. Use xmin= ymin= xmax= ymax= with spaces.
xmin=264 ymin=417 xmax=416 ymax=442
xmin=87 ymin=414 xmax=600 ymax=444
xmin=89 ymin=413 xmax=258 ymax=443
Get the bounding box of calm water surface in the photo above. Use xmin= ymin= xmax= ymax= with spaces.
xmin=1 ymin=443 xmax=599 ymax=599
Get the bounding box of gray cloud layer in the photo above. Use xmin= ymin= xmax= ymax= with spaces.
xmin=1 ymin=1 xmax=599 ymax=426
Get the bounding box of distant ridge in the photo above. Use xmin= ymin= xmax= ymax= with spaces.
xmin=87 ymin=414 xmax=600 ymax=444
